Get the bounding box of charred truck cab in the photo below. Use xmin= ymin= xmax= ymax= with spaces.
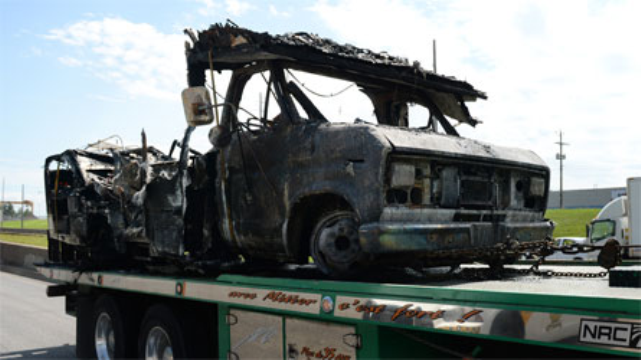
xmin=45 ymin=24 xmax=553 ymax=275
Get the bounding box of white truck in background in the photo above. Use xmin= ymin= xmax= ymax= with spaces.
xmin=587 ymin=177 xmax=640 ymax=258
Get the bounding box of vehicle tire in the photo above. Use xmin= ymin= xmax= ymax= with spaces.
xmin=90 ymin=295 xmax=129 ymax=360
xmin=310 ymin=210 xmax=362 ymax=275
xmin=138 ymin=304 xmax=187 ymax=360
xmin=76 ymin=296 xmax=95 ymax=359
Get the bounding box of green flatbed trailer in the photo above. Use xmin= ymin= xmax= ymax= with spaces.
xmin=38 ymin=264 xmax=640 ymax=359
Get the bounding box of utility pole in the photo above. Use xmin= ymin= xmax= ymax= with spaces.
xmin=555 ymin=131 xmax=569 ymax=208
xmin=432 ymin=39 xmax=437 ymax=73
xmin=21 ymin=184 xmax=24 ymax=229
xmin=431 ymin=39 xmax=439 ymax=133
xmin=0 ymin=177 xmax=4 ymax=228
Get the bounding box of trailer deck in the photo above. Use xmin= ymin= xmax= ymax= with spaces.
xmin=38 ymin=263 xmax=640 ymax=358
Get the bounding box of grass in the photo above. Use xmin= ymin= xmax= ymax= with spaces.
xmin=0 ymin=233 xmax=47 ymax=248
xmin=0 ymin=219 xmax=48 ymax=248
xmin=545 ymin=208 xmax=600 ymax=238
xmin=0 ymin=209 xmax=598 ymax=248
xmin=1 ymin=219 xmax=48 ymax=230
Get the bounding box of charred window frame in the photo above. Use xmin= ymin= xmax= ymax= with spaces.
xmin=44 ymin=153 xmax=83 ymax=236
xmin=278 ymin=60 xmax=459 ymax=135
xmin=218 ymin=61 xmax=303 ymax=133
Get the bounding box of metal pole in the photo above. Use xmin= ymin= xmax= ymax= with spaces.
xmin=0 ymin=177 xmax=4 ymax=229
xmin=21 ymin=184 xmax=24 ymax=229
xmin=208 ymin=50 xmax=221 ymax=126
xmin=431 ymin=39 xmax=439 ymax=133
xmin=560 ymin=137 xmax=563 ymax=209
xmin=432 ymin=39 xmax=437 ymax=73
xmin=555 ymin=131 xmax=569 ymax=209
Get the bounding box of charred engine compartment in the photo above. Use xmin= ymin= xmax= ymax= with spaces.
xmin=44 ymin=130 xmax=230 ymax=268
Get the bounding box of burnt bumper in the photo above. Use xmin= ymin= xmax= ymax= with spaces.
xmin=358 ymin=221 xmax=554 ymax=258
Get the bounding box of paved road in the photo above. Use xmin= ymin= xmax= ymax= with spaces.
xmin=0 ymin=271 xmax=75 ymax=359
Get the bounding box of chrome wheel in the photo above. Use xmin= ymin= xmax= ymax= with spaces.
xmin=145 ymin=326 xmax=173 ymax=360
xmin=95 ymin=312 xmax=115 ymax=360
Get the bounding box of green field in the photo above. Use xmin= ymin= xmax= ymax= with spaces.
xmin=545 ymin=208 xmax=599 ymax=238
xmin=1 ymin=219 xmax=48 ymax=230
xmin=0 ymin=219 xmax=48 ymax=247
xmin=0 ymin=209 xmax=597 ymax=249
xmin=0 ymin=233 xmax=47 ymax=247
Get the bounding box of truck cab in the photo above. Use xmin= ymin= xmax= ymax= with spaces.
xmin=587 ymin=177 xmax=640 ymax=258
xmin=588 ymin=196 xmax=629 ymax=247
xmin=182 ymin=24 xmax=554 ymax=273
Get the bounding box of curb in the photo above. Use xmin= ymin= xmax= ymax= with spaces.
xmin=0 ymin=228 xmax=48 ymax=236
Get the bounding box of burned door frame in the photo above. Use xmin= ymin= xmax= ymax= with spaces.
xmin=218 ymin=62 xmax=304 ymax=258
xmin=45 ymin=152 xmax=86 ymax=245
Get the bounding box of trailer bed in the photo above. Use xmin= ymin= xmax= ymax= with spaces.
xmin=38 ymin=263 xmax=640 ymax=358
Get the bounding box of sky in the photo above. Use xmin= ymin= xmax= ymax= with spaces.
xmin=1 ymin=0 xmax=640 ymax=216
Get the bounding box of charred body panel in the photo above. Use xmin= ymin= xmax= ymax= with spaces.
xmin=44 ymin=130 xmax=231 ymax=267
xmin=45 ymin=23 xmax=553 ymax=275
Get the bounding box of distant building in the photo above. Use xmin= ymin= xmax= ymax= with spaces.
xmin=548 ymin=187 xmax=626 ymax=209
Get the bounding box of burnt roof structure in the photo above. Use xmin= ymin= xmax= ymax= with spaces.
xmin=185 ymin=23 xmax=486 ymax=127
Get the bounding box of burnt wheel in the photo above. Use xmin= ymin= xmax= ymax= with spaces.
xmin=311 ymin=211 xmax=362 ymax=275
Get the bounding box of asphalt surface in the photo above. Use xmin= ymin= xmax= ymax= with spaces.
xmin=0 ymin=271 xmax=75 ymax=359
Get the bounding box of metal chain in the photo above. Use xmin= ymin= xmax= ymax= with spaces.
xmin=415 ymin=238 xmax=636 ymax=280
xmin=503 ymin=265 xmax=609 ymax=279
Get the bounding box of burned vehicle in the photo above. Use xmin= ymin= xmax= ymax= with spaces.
xmin=45 ymin=24 xmax=553 ymax=275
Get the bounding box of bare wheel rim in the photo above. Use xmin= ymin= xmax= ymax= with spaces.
xmin=145 ymin=326 xmax=173 ymax=360
xmin=95 ymin=312 xmax=115 ymax=360
xmin=313 ymin=212 xmax=360 ymax=272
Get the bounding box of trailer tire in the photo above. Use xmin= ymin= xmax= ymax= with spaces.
xmin=91 ymin=295 xmax=129 ymax=360
xmin=138 ymin=304 xmax=187 ymax=359
xmin=76 ymin=296 xmax=95 ymax=359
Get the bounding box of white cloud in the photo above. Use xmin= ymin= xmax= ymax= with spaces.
xmin=30 ymin=47 xmax=43 ymax=57
xmin=194 ymin=0 xmax=254 ymax=17
xmin=86 ymin=94 xmax=126 ymax=103
xmin=58 ymin=56 xmax=82 ymax=67
xmin=311 ymin=0 xmax=641 ymax=189
xmin=269 ymin=4 xmax=291 ymax=18
xmin=46 ymin=17 xmax=185 ymax=100
xmin=195 ymin=0 xmax=219 ymax=16
xmin=225 ymin=0 xmax=254 ymax=16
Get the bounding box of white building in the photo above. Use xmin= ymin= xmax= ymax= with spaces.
xmin=548 ymin=187 xmax=626 ymax=209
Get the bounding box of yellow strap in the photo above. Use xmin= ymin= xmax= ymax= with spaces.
xmin=53 ymin=162 xmax=61 ymax=233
